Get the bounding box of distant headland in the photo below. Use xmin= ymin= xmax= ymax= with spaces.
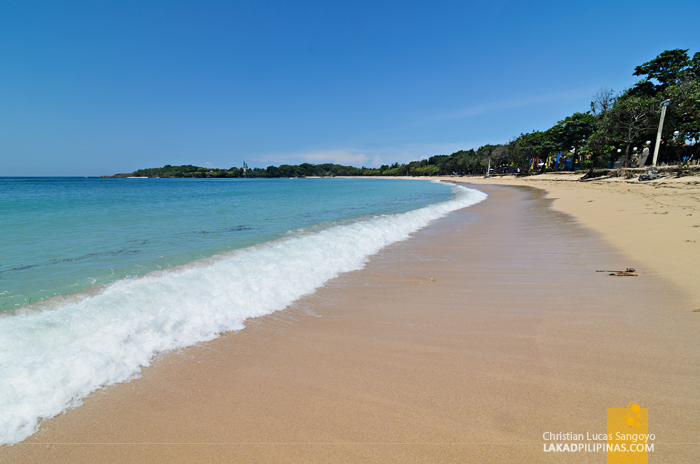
xmin=104 ymin=49 xmax=699 ymax=179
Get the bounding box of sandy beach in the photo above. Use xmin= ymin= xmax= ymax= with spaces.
xmin=453 ymin=173 xmax=700 ymax=304
xmin=3 ymin=180 xmax=699 ymax=463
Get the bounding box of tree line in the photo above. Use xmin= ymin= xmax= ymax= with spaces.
xmin=128 ymin=49 xmax=699 ymax=178
xmin=131 ymin=162 xmax=369 ymax=178
xmin=502 ymin=48 xmax=700 ymax=174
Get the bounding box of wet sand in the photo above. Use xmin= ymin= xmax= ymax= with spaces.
xmin=456 ymin=174 xmax=700 ymax=303
xmin=3 ymin=184 xmax=699 ymax=463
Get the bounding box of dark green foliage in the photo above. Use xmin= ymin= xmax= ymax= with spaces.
xmin=632 ymin=49 xmax=693 ymax=95
xmin=132 ymin=164 xmax=201 ymax=177
xmin=597 ymin=95 xmax=658 ymax=166
xmin=130 ymin=162 xmax=365 ymax=178
xmin=552 ymin=112 xmax=597 ymax=170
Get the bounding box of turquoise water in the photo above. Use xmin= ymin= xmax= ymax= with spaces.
xmin=0 ymin=177 xmax=453 ymax=312
xmin=0 ymin=176 xmax=487 ymax=444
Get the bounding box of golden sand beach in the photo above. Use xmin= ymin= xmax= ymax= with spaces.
xmin=2 ymin=178 xmax=699 ymax=463
xmin=456 ymin=173 xmax=700 ymax=303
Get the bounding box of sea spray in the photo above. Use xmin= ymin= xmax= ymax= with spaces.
xmin=0 ymin=184 xmax=486 ymax=443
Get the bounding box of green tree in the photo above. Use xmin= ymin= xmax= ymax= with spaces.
xmin=664 ymin=78 xmax=700 ymax=161
xmin=599 ymin=95 xmax=657 ymax=166
xmin=551 ymin=112 xmax=597 ymax=170
xmin=505 ymin=137 xmax=530 ymax=172
xmin=632 ymin=49 xmax=692 ymax=96
xmin=517 ymin=130 xmax=559 ymax=171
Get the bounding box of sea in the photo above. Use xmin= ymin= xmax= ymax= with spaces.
xmin=0 ymin=177 xmax=486 ymax=443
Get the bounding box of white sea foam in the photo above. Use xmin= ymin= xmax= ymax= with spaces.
xmin=0 ymin=184 xmax=486 ymax=444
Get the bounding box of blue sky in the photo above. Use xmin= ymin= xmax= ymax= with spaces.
xmin=1 ymin=0 xmax=698 ymax=176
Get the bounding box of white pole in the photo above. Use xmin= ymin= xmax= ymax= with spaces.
xmin=652 ymin=100 xmax=671 ymax=167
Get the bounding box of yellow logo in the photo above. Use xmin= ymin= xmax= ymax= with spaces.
xmin=606 ymin=402 xmax=650 ymax=463
xmin=624 ymin=401 xmax=643 ymax=428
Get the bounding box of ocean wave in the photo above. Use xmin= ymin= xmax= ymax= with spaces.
xmin=0 ymin=184 xmax=486 ymax=444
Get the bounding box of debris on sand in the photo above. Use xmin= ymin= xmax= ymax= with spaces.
xmin=596 ymin=268 xmax=638 ymax=276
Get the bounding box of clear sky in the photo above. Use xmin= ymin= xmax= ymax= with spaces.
xmin=1 ymin=0 xmax=698 ymax=176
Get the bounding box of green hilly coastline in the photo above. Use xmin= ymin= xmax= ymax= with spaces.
xmin=115 ymin=162 xmax=384 ymax=178
xmin=107 ymin=49 xmax=700 ymax=179
xmin=104 ymin=156 xmax=491 ymax=179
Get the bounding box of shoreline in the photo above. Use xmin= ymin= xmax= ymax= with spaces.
xmin=0 ymin=180 xmax=483 ymax=447
xmin=443 ymin=174 xmax=700 ymax=305
xmin=3 ymin=182 xmax=699 ymax=463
